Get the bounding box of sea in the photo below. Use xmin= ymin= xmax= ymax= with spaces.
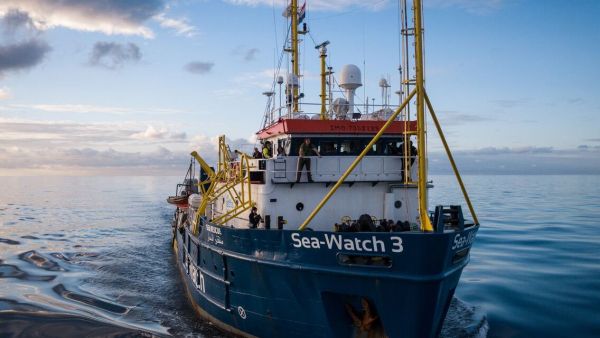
xmin=0 ymin=175 xmax=599 ymax=338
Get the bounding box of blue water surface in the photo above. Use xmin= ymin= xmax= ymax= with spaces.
xmin=0 ymin=175 xmax=598 ymax=337
xmin=430 ymin=175 xmax=600 ymax=338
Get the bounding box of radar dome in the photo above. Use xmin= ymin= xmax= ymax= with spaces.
xmin=339 ymin=64 xmax=362 ymax=89
xmin=332 ymin=97 xmax=349 ymax=119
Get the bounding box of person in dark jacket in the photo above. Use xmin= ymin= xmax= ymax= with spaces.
xmin=249 ymin=207 xmax=261 ymax=228
xmin=252 ymin=147 xmax=263 ymax=159
xmin=296 ymin=138 xmax=321 ymax=183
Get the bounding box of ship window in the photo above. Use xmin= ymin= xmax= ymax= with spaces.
xmin=339 ymin=140 xmax=362 ymax=155
xmin=382 ymin=140 xmax=402 ymax=155
xmin=318 ymin=141 xmax=338 ymax=155
xmin=290 ymin=137 xmax=408 ymax=156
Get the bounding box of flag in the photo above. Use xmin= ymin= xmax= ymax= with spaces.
xmin=298 ymin=1 xmax=306 ymax=23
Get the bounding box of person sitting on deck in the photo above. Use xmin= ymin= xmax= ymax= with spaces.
xmin=296 ymin=138 xmax=321 ymax=183
xmin=262 ymin=142 xmax=272 ymax=159
xmin=252 ymin=147 xmax=263 ymax=159
xmin=249 ymin=207 xmax=261 ymax=228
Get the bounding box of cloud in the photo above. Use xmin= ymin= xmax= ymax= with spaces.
xmin=232 ymin=68 xmax=277 ymax=90
xmin=244 ymin=48 xmax=259 ymax=61
xmin=430 ymin=146 xmax=600 ymax=175
xmin=456 ymin=146 xmax=555 ymax=156
xmin=0 ymin=121 xmax=253 ymax=175
xmin=153 ymin=13 xmax=197 ymax=37
xmin=490 ymin=98 xmax=530 ymax=109
xmin=0 ymin=117 xmax=188 ymax=149
xmin=0 ymin=146 xmax=190 ymax=174
xmin=0 ymin=0 xmax=166 ymax=38
xmin=184 ymin=61 xmax=214 ymax=75
xmin=223 ymin=0 xmax=389 ymax=11
xmin=585 ymin=138 xmax=600 ymax=143
xmin=131 ymin=125 xmax=187 ymax=141
xmin=1 ymin=9 xmax=36 ymax=35
xmin=432 ymin=110 xmax=493 ymax=127
xmin=233 ymin=46 xmax=260 ymax=61
xmin=8 ymin=103 xmax=185 ymax=115
xmin=0 ymin=118 xmax=135 ymax=146
xmin=88 ymin=42 xmax=141 ymax=69
xmin=0 ymin=87 xmax=10 ymax=99
xmin=567 ymin=97 xmax=584 ymax=105
xmin=188 ymin=134 xmax=255 ymax=162
xmin=0 ymin=39 xmax=51 ymax=75
xmin=426 ymin=0 xmax=507 ymax=14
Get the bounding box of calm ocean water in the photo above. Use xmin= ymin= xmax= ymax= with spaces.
xmin=0 ymin=175 xmax=599 ymax=337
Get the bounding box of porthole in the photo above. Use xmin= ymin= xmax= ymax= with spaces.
xmin=296 ymin=203 xmax=304 ymax=211
xmin=394 ymin=200 xmax=402 ymax=209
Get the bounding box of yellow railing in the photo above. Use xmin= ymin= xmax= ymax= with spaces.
xmin=190 ymin=136 xmax=253 ymax=234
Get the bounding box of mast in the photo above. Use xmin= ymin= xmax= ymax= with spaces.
xmin=413 ymin=0 xmax=433 ymax=231
xmin=291 ymin=0 xmax=300 ymax=113
xmin=317 ymin=41 xmax=330 ymax=119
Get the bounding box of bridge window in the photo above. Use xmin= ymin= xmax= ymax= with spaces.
xmin=290 ymin=137 xmax=408 ymax=156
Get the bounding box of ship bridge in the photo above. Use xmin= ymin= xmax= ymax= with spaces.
xmin=251 ymin=119 xmax=418 ymax=185
xmin=200 ymin=118 xmax=423 ymax=232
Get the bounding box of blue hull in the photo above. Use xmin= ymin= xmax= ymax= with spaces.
xmin=174 ymin=223 xmax=478 ymax=337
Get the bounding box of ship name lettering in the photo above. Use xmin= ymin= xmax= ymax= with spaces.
xmin=291 ymin=233 xmax=388 ymax=253
xmin=451 ymin=231 xmax=476 ymax=250
xmin=206 ymin=224 xmax=222 ymax=235
xmin=390 ymin=236 xmax=404 ymax=253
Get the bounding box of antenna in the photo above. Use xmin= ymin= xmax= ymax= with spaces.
xmin=314 ymin=40 xmax=329 ymax=50
xmin=316 ymin=41 xmax=330 ymax=119
xmin=277 ymin=75 xmax=284 ymax=119
xmin=263 ymin=91 xmax=275 ymax=125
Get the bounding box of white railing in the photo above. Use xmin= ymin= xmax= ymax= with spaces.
xmin=249 ymin=156 xmax=417 ymax=183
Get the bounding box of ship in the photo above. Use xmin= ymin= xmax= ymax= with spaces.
xmin=167 ymin=0 xmax=480 ymax=337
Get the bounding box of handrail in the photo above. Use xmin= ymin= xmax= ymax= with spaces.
xmin=298 ymin=88 xmax=417 ymax=231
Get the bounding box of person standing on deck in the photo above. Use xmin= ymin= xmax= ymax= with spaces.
xmin=277 ymin=145 xmax=285 ymax=157
xmin=249 ymin=206 xmax=261 ymax=228
xmin=252 ymin=147 xmax=263 ymax=159
xmin=296 ymin=138 xmax=321 ymax=183
xmin=262 ymin=142 xmax=272 ymax=159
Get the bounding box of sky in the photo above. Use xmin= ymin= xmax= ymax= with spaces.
xmin=0 ymin=0 xmax=599 ymax=175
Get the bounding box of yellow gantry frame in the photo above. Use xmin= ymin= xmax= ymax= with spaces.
xmin=190 ymin=136 xmax=253 ymax=235
xmin=291 ymin=0 xmax=300 ymax=113
xmin=298 ymin=0 xmax=478 ymax=231
xmin=320 ymin=46 xmax=327 ymax=119
xmin=413 ymin=0 xmax=433 ymax=231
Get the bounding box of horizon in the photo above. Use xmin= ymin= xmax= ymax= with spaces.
xmin=1 ymin=0 xmax=599 ymax=176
